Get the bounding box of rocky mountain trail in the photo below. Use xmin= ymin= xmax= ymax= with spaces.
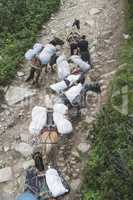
xmin=0 ymin=0 xmax=125 ymax=199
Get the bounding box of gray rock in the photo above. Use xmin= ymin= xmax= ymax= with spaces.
xmin=107 ymin=59 xmax=116 ymax=64
xmin=90 ymin=46 xmax=95 ymax=54
xmin=42 ymin=25 xmax=46 ymax=29
xmin=17 ymin=72 xmax=25 ymax=77
xmin=89 ymin=8 xmax=102 ymax=15
xmin=4 ymin=145 xmax=10 ymax=152
xmin=123 ymin=33 xmax=129 ymax=40
xmin=51 ymin=29 xmax=56 ymax=34
xmin=118 ymin=63 xmax=127 ymax=70
xmin=102 ymin=30 xmax=112 ymax=38
xmin=23 ymin=160 xmax=34 ymax=170
xmin=100 ymin=70 xmax=116 ymax=79
xmin=14 ymin=143 xmax=33 ymax=157
xmin=0 ymin=167 xmax=13 ymax=183
xmin=72 ymin=172 xmax=79 ymax=179
xmin=5 ymin=86 xmax=36 ymax=105
xmin=90 ymin=40 xmax=97 ymax=48
xmin=85 ymin=116 xmax=95 ymax=124
xmin=1 ymin=181 xmax=16 ymax=199
xmin=20 ymin=133 xmax=30 ymax=143
xmin=71 ymin=178 xmax=81 ymax=191
xmin=84 ymin=20 xmax=94 ymax=27
xmin=78 ymin=143 xmax=90 ymax=153
xmin=104 ymin=39 xmax=111 ymax=44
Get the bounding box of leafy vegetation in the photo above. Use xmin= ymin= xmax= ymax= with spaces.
xmin=0 ymin=0 xmax=60 ymax=85
xmin=82 ymin=1 xmax=133 ymax=200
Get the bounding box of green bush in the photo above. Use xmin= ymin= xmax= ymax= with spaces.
xmin=82 ymin=1 xmax=133 ymax=199
xmin=0 ymin=0 xmax=60 ymax=85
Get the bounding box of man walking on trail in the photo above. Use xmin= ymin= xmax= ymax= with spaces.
xmin=72 ymin=19 xmax=80 ymax=30
xmin=78 ymin=35 xmax=91 ymax=66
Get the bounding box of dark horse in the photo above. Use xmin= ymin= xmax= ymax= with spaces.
xmin=26 ymin=37 xmax=64 ymax=86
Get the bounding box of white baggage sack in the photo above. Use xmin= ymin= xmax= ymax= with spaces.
xmin=53 ymin=103 xmax=68 ymax=115
xmin=29 ymin=106 xmax=47 ymax=135
xmin=33 ymin=43 xmax=44 ymax=54
xmin=25 ymin=49 xmax=36 ymax=61
xmin=50 ymin=74 xmax=81 ymax=94
xmin=38 ymin=44 xmax=56 ymax=65
xmin=70 ymin=55 xmax=91 ymax=72
xmin=64 ymin=83 xmax=83 ymax=104
xmin=46 ymin=168 xmax=69 ymax=198
xmin=56 ymin=55 xmax=70 ymax=80
xmin=53 ymin=113 xmax=73 ymax=135
xmin=56 ymin=118 xmax=73 ymax=135
xmin=50 ymin=81 xmax=67 ymax=93
xmin=67 ymin=74 xmax=81 ymax=83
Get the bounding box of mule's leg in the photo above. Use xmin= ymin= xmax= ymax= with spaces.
xmin=50 ymin=64 xmax=55 ymax=72
xmin=34 ymin=68 xmax=42 ymax=86
xmin=81 ymin=91 xmax=87 ymax=108
xmin=44 ymin=64 xmax=48 ymax=73
xmin=25 ymin=67 xmax=35 ymax=82
xmin=76 ymin=105 xmax=81 ymax=117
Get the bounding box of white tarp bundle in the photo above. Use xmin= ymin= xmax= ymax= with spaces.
xmin=64 ymin=83 xmax=83 ymax=104
xmin=50 ymin=74 xmax=81 ymax=93
xmin=29 ymin=106 xmax=47 ymax=135
xmin=50 ymin=81 xmax=67 ymax=94
xmin=25 ymin=49 xmax=36 ymax=61
xmin=67 ymin=74 xmax=81 ymax=83
xmin=53 ymin=103 xmax=68 ymax=115
xmin=33 ymin=43 xmax=44 ymax=54
xmin=38 ymin=44 xmax=56 ymax=65
xmin=70 ymin=55 xmax=91 ymax=72
xmin=53 ymin=112 xmax=73 ymax=135
xmin=56 ymin=55 xmax=70 ymax=80
xmin=46 ymin=168 xmax=69 ymax=197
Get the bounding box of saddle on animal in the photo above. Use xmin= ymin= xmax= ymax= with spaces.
xmin=40 ymin=109 xmax=59 ymax=145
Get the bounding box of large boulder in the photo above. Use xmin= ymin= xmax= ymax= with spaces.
xmin=0 ymin=167 xmax=13 ymax=183
xmin=14 ymin=143 xmax=33 ymax=157
xmin=5 ymin=86 xmax=36 ymax=106
xmin=89 ymin=8 xmax=102 ymax=15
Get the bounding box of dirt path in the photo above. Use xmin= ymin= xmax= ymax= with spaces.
xmin=0 ymin=0 xmax=125 ymax=199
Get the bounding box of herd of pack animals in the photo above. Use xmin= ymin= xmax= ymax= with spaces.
xmin=15 ymin=19 xmax=101 ymax=200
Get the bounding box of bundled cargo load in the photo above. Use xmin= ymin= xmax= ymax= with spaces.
xmin=25 ymin=49 xmax=36 ymax=61
xmin=33 ymin=43 xmax=44 ymax=54
xmin=53 ymin=112 xmax=73 ymax=135
xmin=50 ymin=74 xmax=82 ymax=93
xmin=50 ymin=81 xmax=67 ymax=94
xmin=53 ymin=103 xmax=68 ymax=116
xmin=46 ymin=168 xmax=69 ymax=198
xmin=56 ymin=55 xmax=70 ymax=80
xmin=29 ymin=106 xmax=47 ymax=135
xmin=64 ymin=83 xmax=83 ymax=104
xmin=38 ymin=44 xmax=56 ymax=65
xmin=70 ymin=55 xmax=91 ymax=72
